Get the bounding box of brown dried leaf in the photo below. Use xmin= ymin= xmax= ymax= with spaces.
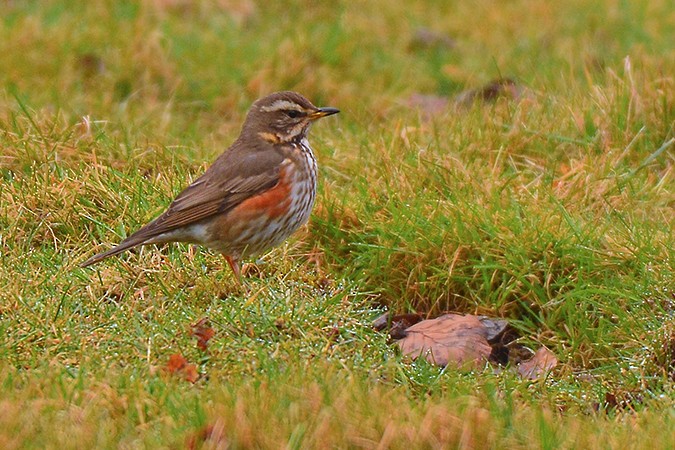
xmin=476 ymin=316 xmax=512 ymax=343
xmin=372 ymin=312 xmax=424 ymax=335
xmin=183 ymin=365 xmax=199 ymax=383
xmin=390 ymin=314 xmax=425 ymax=340
xmin=191 ymin=317 xmax=215 ymax=352
xmin=406 ymin=93 xmax=450 ymax=118
xmin=166 ymin=353 xmax=188 ymax=372
xmin=372 ymin=312 xmax=391 ymax=331
xmin=506 ymin=343 xmax=535 ymax=366
xmin=477 ymin=316 xmax=520 ymax=365
xmin=397 ymin=314 xmax=492 ymax=368
xmin=517 ymin=346 xmax=558 ymax=380
xmin=453 ymin=78 xmax=530 ymax=108
xmin=166 ymin=353 xmax=199 ymax=383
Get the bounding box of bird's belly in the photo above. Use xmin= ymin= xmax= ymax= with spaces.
xmin=147 ymin=223 xmax=211 ymax=245
xmin=205 ymin=159 xmax=317 ymax=259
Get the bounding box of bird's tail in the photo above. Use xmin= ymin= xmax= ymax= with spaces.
xmin=79 ymin=236 xmax=147 ymax=268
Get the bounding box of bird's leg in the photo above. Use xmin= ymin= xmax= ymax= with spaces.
xmin=224 ymin=254 xmax=253 ymax=295
xmin=224 ymin=255 xmax=241 ymax=282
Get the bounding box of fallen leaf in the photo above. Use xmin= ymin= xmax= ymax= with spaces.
xmin=406 ymin=93 xmax=450 ymax=118
xmin=396 ymin=314 xmax=492 ymax=368
xmin=389 ymin=314 xmax=425 ymax=340
xmin=453 ymin=78 xmax=529 ymax=108
xmin=477 ymin=316 xmax=519 ymax=365
xmin=371 ymin=312 xmax=390 ymax=331
xmin=477 ymin=316 xmax=512 ymax=343
xmin=506 ymin=343 xmax=534 ymax=365
xmin=517 ymin=346 xmax=558 ymax=380
xmin=372 ymin=312 xmax=424 ymax=335
xmin=182 ymin=365 xmax=199 ymax=383
xmin=166 ymin=353 xmax=199 ymax=383
xmin=166 ymin=353 xmax=187 ymax=372
xmin=191 ymin=317 xmax=215 ymax=352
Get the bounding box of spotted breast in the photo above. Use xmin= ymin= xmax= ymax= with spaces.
xmin=203 ymin=137 xmax=317 ymax=262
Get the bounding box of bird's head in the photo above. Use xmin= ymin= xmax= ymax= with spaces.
xmin=242 ymin=91 xmax=339 ymax=144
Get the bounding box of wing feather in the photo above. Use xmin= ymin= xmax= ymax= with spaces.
xmin=113 ymin=139 xmax=285 ymax=245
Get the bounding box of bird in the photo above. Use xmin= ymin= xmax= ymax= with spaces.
xmin=80 ymin=91 xmax=339 ymax=279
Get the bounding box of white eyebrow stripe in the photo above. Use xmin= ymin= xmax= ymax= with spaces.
xmin=260 ymin=100 xmax=304 ymax=112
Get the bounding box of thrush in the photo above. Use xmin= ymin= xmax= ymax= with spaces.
xmin=80 ymin=91 xmax=339 ymax=278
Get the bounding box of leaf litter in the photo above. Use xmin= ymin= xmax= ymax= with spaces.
xmin=165 ymin=353 xmax=199 ymax=383
xmin=163 ymin=317 xmax=216 ymax=383
xmin=375 ymin=312 xmax=558 ymax=379
xmin=517 ymin=346 xmax=558 ymax=380
xmin=191 ymin=317 xmax=216 ymax=352
xmin=406 ymin=78 xmax=532 ymax=119
xmin=397 ymin=314 xmax=493 ymax=368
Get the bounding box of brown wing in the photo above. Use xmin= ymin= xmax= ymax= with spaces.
xmin=129 ymin=138 xmax=285 ymax=238
xmin=80 ymin=138 xmax=284 ymax=267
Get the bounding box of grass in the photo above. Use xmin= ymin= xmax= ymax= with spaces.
xmin=1 ymin=0 xmax=674 ymax=448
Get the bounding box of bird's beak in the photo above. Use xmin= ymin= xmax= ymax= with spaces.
xmin=309 ymin=107 xmax=340 ymax=120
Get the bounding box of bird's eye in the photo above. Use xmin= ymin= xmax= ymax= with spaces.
xmin=285 ymin=110 xmax=303 ymax=118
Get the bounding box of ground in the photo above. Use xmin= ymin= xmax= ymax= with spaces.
xmin=0 ymin=1 xmax=673 ymax=448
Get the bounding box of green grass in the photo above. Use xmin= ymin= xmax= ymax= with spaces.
xmin=1 ymin=0 xmax=674 ymax=448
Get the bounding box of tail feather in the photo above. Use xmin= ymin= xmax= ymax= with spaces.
xmin=79 ymin=236 xmax=147 ymax=268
